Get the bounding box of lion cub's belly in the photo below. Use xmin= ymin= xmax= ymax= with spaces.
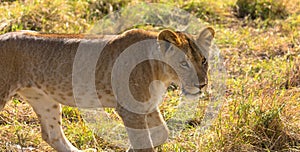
xmin=17 ymin=87 xmax=117 ymax=108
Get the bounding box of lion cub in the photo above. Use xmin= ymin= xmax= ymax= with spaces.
xmin=0 ymin=27 xmax=214 ymax=152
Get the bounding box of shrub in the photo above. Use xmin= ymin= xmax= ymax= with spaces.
xmin=87 ymin=0 xmax=129 ymax=21
xmin=235 ymin=0 xmax=289 ymax=20
xmin=182 ymin=1 xmax=220 ymax=22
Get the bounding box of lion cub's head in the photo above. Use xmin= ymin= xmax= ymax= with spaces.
xmin=158 ymin=27 xmax=215 ymax=98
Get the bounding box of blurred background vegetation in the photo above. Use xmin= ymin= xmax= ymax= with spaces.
xmin=0 ymin=0 xmax=299 ymax=151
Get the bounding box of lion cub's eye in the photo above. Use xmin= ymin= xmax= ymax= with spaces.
xmin=180 ymin=61 xmax=189 ymax=67
xmin=165 ymin=42 xmax=171 ymax=49
xmin=202 ymin=58 xmax=207 ymax=65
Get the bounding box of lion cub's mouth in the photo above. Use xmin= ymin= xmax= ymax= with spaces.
xmin=181 ymin=88 xmax=205 ymax=99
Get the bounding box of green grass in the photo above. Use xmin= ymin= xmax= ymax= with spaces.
xmin=0 ymin=0 xmax=299 ymax=151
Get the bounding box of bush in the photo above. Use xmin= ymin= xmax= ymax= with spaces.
xmin=182 ymin=1 xmax=220 ymax=22
xmin=235 ymin=0 xmax=289 ymax=20
xmin=87 ymin=0 xmax=129 ymax=21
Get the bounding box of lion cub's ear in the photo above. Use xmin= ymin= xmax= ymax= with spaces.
xmin=158 ymin=29 xmax=181 ymax=45
xmin=197 ymin=27 xmax=215 ymax=47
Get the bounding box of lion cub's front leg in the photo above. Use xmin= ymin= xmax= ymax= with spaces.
xmin=116 ymin=105 xmax=168 ymax=152
xmin=146 ymin=109 xmax=169 ymax=147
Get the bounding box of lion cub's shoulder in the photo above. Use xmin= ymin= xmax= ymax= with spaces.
xmin=121 ymin=29 xmax=158 ymax=37
xmin=110 ymin=29 xmax=158 ymax=45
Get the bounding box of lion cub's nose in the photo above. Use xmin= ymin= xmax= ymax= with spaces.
xmin=194 ymin=83 xmax=207 ymax=89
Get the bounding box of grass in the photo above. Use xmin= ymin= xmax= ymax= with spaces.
xmin=0 ymin=0 xmax=300 ymax=151
xmin=235 ymin=0 xmax=289 ymax=20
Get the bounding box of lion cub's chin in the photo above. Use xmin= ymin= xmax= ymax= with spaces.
xmin=181 ymin=89 xmax=205 ymax=100
xmin=184 ymin=93 xmax=205 ymax=100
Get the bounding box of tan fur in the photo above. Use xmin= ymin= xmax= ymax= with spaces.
xmin=0 ymin=28 xmax=214 ymax=152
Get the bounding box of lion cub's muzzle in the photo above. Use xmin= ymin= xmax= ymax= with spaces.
xmin=181 ymin=82 xmax=207 ymax=99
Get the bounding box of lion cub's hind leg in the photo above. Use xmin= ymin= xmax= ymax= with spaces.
xmin=17 ymin=88 xmax=79 ymax=152
xmin=0 ymin=85 xmax=14 ymax=111
xmin=0 ymin=97 xmax=7 ymax=111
